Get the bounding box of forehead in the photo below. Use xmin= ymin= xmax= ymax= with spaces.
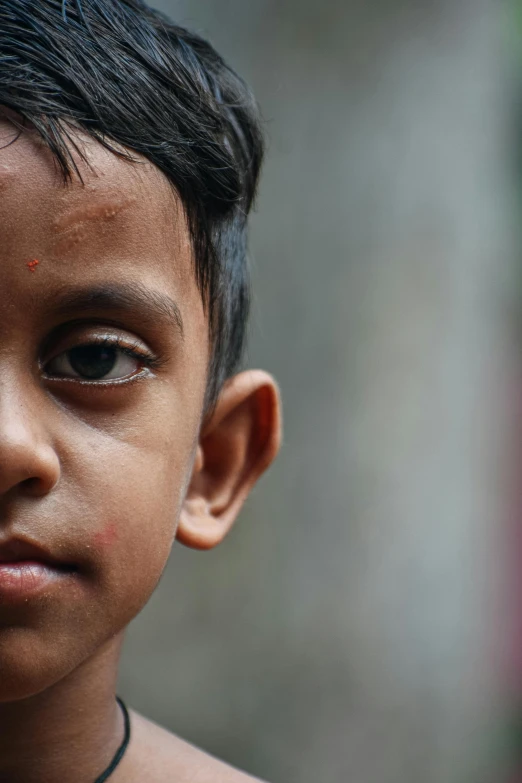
xmin=0 ymin=120 xmax=191 ymax=276
xmin=0 ymin=119 xmax=204 ymax=328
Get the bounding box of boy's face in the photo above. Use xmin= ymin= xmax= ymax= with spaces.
xmin=0 ymin=119 xmax=217 ymax=700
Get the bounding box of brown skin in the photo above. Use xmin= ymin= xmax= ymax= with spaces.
xmin=0 ymin=119 xmax=281 ymax=783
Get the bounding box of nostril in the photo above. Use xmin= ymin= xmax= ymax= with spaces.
xmin=19 ymin=475 xmax=54 ymax=497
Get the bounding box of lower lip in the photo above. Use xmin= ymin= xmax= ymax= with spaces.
xmin=0 ymin=561 xmax=73 ymax=600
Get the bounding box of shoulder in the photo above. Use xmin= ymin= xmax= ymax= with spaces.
xmin=120 ymin=709 xmax=267 ymax=783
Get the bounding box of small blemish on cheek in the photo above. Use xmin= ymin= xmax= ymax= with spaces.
xmin=93 ymin=521 xmax=119 ymax=549
xmin=0 ymin=164 xmax=15 ymax=191
xmin=27 ymin=259 xmax=40 ymax=273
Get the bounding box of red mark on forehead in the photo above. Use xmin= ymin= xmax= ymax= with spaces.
xmin=93 ymin=522 xmax=119 ymax=549
xmin=27 ymin=259 xmax=39 ymax=273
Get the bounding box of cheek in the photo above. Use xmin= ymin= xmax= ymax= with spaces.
xmin=84 ymin=445 xmax=192 ymax=616
xmin=51 ymin=375 xmax=206 ymax=637
xmin=93 ymin=521 xmax=119 ymax=549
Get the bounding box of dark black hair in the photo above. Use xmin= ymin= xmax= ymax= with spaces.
xmin=0 ymin=0 xmax=264 ymax=409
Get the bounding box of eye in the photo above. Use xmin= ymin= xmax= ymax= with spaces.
xmin=44 ymin=341 xmax=147 ymax=382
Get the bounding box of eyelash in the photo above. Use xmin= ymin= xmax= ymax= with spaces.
xmin=43 ymin=334 xmax=163 ymax=384
xmin=93 ymin=336 xmax=160 ymax=367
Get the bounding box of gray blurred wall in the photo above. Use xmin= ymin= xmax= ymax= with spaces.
xmin=119 ymin=2 xmax=516 ymax=781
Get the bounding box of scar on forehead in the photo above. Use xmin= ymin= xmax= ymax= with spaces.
xmin=51 ymin=195 xmax=137 ymax=255
xmin=53 ymin=196 xmax=137 ymax=232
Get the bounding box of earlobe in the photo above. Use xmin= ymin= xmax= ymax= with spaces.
xmin=177 ymin=370 xmax=282 ymax=551
xmin=178 ymin=495 xmax=220 ymax=550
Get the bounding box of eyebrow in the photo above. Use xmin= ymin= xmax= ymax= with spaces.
xmin=50 ymin=282 xmax=184 ymax=337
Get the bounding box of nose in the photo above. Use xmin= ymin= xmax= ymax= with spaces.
xmin=0 ymin=388 xmax=60 ymax=499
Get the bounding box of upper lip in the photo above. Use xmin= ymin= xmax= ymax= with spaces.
xmin=0 ymin=538 xmax=67 ymax=566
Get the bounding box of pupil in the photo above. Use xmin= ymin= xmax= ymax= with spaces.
xmin=68 ymin=345 xmax=117 ymax=379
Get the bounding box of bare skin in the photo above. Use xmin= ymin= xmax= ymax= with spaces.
xmin=0 ymin=118 xmax=280 ymax=783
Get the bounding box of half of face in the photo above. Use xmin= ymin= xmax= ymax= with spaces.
xmin=0 ymin=120 xmax=280 ymax=702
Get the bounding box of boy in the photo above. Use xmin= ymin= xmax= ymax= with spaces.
xmin=0 ymin=1 xmax=281 ymax=781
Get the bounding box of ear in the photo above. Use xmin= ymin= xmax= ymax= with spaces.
xmin=177 ymin=370 xmax=282 ymax=550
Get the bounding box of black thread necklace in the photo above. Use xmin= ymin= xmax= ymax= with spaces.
xmin=93 ymin=697 xmax=131 ymax=783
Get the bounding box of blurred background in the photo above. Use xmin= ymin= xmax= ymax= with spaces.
xmin=119 ymin=2 xmax=520 ymax=781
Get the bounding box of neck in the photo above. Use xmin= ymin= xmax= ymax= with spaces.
xmin=0 ymin=635 xmax=126 ymax=783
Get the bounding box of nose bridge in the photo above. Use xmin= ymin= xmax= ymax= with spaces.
xmin=0 ymin=368 xmax=60 ymax=497
xmin=0 ymin=373 xmax=39 ymax=451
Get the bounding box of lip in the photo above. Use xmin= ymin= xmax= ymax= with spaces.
xmin=0 ymin=539 xmax=76 ymax=602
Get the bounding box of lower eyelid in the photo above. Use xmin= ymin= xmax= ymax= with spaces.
xmin=43 ymin=367 xmax=154 ymax=386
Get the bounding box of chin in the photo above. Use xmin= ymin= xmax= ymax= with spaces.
xmin=0 ymin=626 xmax=92 ymax=703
